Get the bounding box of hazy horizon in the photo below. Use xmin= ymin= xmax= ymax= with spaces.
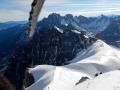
xmin=1 ymin=13 xmax=120 ymax=23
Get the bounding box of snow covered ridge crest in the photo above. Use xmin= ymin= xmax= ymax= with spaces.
xmin=25 ymin=40 xmax=120 ymax=90
xmin=71 ymin=40 xmax=120 ymax=64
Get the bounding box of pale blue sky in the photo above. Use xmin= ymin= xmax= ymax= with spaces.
xmin=1 ymin=0 xmax=120 ymax=22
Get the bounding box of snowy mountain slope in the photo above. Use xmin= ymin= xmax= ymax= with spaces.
xmin=26 ymin=65 xmax=91 ymax=90
xmin=66 ymin=40 xmax=120 ymax=76
xmin=70 ymin=40 xmax=120 ymax=64
xmin=75 ymin=70 xmax=120 ymax=90
xmin=25 ymin=40 xmax=120 ymax=90
xmin=0 ymin=24 xmax=27 ymax=59
xmin=4 ymin=18 xmax=95 ymax=90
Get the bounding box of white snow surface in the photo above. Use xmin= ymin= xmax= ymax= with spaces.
xmin=25 ymin=40 xmax=120 ymax=90
xmin=71 ymin=30 xmax=81 ymax=34
xmin=75 ymin=70 xmax=120 ymax=90
xmin=54 ymin=26 xmax=63 ymax=33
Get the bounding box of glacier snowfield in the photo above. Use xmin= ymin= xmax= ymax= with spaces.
xmin=25 ymin=40 xmax=120 ymax=90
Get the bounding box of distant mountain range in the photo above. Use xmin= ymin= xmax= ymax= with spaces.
xmin=0 ymin=21 xmax=26 ymax=31
xmin=0 ymin=13 xmax=120 ymax=59
xmin=97 ymin=18 xmax=120 ymax=48
xmin=38 ymin=14 xmax=119 ymax=34
xmin=37 ymin=13 xmax=120 ymax=48
xmin=0 ymin=23 xmax=27 ymax=59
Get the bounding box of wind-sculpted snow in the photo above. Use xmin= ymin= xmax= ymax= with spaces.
xmin=70 ymin=40 xmax=120 ymax=64
xmin=26 ymin=65 xmax=91 ymax=90
xmin=28 ymin=0 xmax=45 ymax=37
xmin=25 ymin=40 xmax=120 ymax=90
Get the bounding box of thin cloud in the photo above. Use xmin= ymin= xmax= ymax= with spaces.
xmin=80 ymin=8 xmax=120 ymax=14
xmin=1 ymin=0 xmax=120 ymax=22
xmin=0 ymin=9 xmax=28 ymax=22
xmin=51 ymin=7 xmax=120 ymax=16
xmin=13 ymin=0 xmax=70 ymax=5
xmin=45 ymin=0 xmax=70 ymax=4
xmin=62 ymin=3 xmax=120 ymax=6
xmin=12 ymin=0 xmax=32 ymax=5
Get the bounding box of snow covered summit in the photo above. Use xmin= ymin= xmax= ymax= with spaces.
xmin=25 ymin=40 xmax=120 ymax=90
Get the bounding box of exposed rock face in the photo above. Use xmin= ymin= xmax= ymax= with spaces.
xmin=97 ymin=19 xmax=120 ymax=48
xmin=75 ymin=77 xmax=89 ymax=85
xmin=24 ymin=71 xmax=35 ymax=88
xmin=8 ymin=25 xmax=95 ymax=66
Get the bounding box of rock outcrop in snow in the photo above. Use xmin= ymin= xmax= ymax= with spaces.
xmin=75 ymin=70 xmax=120 ymax=90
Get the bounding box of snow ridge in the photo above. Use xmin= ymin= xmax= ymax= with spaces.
xmin=25 ymin=40 xmax=120 ymax=90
